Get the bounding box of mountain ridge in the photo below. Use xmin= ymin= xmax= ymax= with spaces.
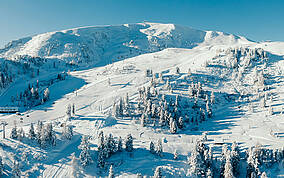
xmin=0 ymin=22 xmax=253 ymax=65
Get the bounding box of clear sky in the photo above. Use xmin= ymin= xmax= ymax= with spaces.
xmin=0 ymin=0 xmax=283 ymax=48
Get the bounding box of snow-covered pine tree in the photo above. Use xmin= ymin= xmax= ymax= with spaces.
xmin=39 ymin=126 xmax=47 ymax=147
xmin=125 ymin=134 xmax=133 ymax=152
xmin=224 ymin=154 xmax=235 ymax=178
xmin=178 ymin=117 xmax=184 ymax=129
xmin=204 ymin=146 xmax=213 ymax=169
xmin=220 ymin=144 xmax=228 ymax=177
xmin=10 ymin=122 xmax=18 ymax=139
xmin=98 ymin=131 xmax=104 ymax=152
xmin=153 ymin=166 xmax=162 ymax=178
xmin=97 ymin=149 xmax=106 ymax=168
xmin=150 ymin=141 xmax=155 ymax=154
xmin=63 ymin=124 xmax=73 ymax=140
xmin=72 ymin=103 xmax=75 ymax=115
xmin=246 ymin=147 xmax=257 ymax=178
xmin=106 ymin=133 xmax=116 ymax=156
xmin=36 ymin=121 xmax=43 ymax=144
xmin=66 ymin=104 xmax=72 ymax=120
xmin=159 ymin=108 xmax=165 ymax=126
xmin=43 ymin=87 xmax=50 ymax=102
xmin=28 ymin=123 xmax=36 ymax=140
xmin=117 ymin=136 xmax=123 ymax=152
xmin=17 ymin=127 xmax=25 ymax=141
xmin=156 ymin=139 xmax=163 ymax=157
xmin=45 ymin=123 xmax=56 ymax=146
xmin=78 ymin=135 xmax=92 ymax=167
xmin=70 ymin=153 xmax=79 ymax=178
xmin=230 ymin=142 xmax=240 ymax=176
xmin=210 ymin=91 xmax=215 ymax=104
xmin=169 ymin=117 xmax=177 ymax=134
xmin=108 ymin=165 xmax=114 ymax=178
xmin=188 ymin=148 xmax=206 ymax=177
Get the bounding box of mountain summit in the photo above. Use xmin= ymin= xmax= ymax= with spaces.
xmin=0 ymin=22 xmax=251 ymax=65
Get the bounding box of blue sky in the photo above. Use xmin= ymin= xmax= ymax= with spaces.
xmin=0 ymin=0 xmax=283 ymax=47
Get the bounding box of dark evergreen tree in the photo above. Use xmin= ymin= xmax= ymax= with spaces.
xmin=28 ymin=123 xmax=36 ymax=140
xmin=150 ymin=141 xmax=155 ymax=154
xmin=117 ymin=136 xmax=123 ymax=152
xmin=125 ymin=134 xmax=133 ymax=152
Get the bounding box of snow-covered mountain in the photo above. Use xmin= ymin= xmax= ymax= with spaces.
xmin=0 ymin=23 xmax=283 ymax=177
xmin=0 ymin=22 xmax=252 ymax=65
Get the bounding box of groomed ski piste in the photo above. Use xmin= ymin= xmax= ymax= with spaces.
xmin=0 ymin=22 xmax=283 ymax=177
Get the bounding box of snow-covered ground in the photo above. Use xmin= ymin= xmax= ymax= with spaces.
xmin=0 ymin=23 xmax=283 ymax=177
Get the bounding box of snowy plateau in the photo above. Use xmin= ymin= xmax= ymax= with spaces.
xmin=0 ymin=22 xmax=283 ymax=177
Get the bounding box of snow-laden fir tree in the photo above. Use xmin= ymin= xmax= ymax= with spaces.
xmin=125 ymin=134 xmax=133 ymax=152
xmin=108 ymin=165 xmax=114 ymax=178
xmin=159 ymin=109 xmax=165 ymax=126
xmin=28 ymin=123 xmax=36 ymax=140
xmin=150 ymin=141 xmax=155 ymax=154
xmin=78 ymin=135 xmax=92 ymax=167
xmin=246 ymin=147 xmax=258 ymax=178
xmin=224 ymin=154 xmax=235 ymax=178
xmin=188 ymin=148 xmax=206 ymax=177
xmin=70 ymin=153 xmax=79 ymax=178
xmin=153 ymin=166 xmax=162 ymax=178
xmin=72 ymin=103 xmax=75 ymax=115
xmin=97 ymin=148 xmax=106 ymax=168
xmin=230 ymin=142 xmax=240 ymax=176
xmin=98 ymin=131 xmax=104 ymax=152
xmin=43 ymin=87 xmax=50 ymax=102
xmin=10 ymin=122 xmax=18 ymax=139
xmin=169 ymin=117 xmax=177 ymax=134
xmin=220 ymin=144 xmax=228 ymax=177
xmin=117 ymin=136 xmax=123 ymax=152
xmin=45 ymin=123 xmax=56 ymax=146
xmin=106 ymin=133 xmax=116 ymax=156
xmin=36 ymin=121 xmax=43 ymax=144
xmin=12 ymin=160 xmax=21 ymax=178
xmin=210 ymin=91 xmax=215 ymax=104
xmin=66 ymin=104 xmax=72 ymax=120
xmin=17 ymin=127 xmax=25 ymax=141
xmin=63 ymin=124 xmax=73 ymax=140
xmin=178 ymin=117 xmax=184 ymax=129
xmin=118 ymin=98 xmax=124 ymax=116
xmin=156 ymin=139 xmax=163 ymax=157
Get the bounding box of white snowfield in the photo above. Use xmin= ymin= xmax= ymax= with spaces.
xmin=0 ymin=23 xmax=283 ymax=177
